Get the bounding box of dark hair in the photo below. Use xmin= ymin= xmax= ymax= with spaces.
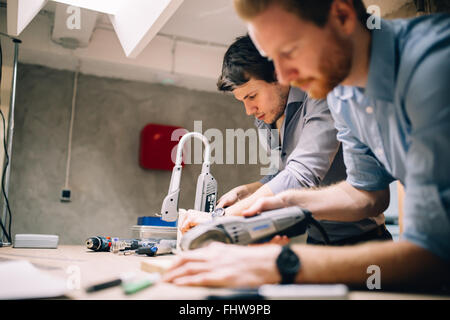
xmin=234 ymin=0 xmax=369 ymax=28
xmin=217 ymin=35 xmax=276 ymax=92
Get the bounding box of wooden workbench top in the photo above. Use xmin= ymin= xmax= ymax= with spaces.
xmin=0 ymin=245 xmax=448 ymax=300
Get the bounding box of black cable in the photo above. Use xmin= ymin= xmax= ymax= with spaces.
xmin=307 ymin=217 xmax=330 ymax=245
xmin=0 ymin=109 xmax=12 ymax=243
xmin=0 ymin=39 xmax=13 ymax=244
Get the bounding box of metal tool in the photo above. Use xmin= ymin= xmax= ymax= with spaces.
xmin=110 ymin=238 xmax=156 ymax=253
xmin=85 ymin=236 xmax=112 ymax=252
xmin=180 ymin=206 xmax=330 ymax=251
xmin=194 ymin=161 xmax=217 ymax=214
xmin=160 ymin=132 xmax=217 ymax=222
xmin=135 ymin=246 xmax=158 ymax=256
xmin=135 ymin=239 xmax=176 ymax=256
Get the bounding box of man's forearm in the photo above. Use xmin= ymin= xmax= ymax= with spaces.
xmin=245 ymin=181 xmax=264 ymax=195
xmin=226 ymin=183 xmax=273 ymax=215
xmin=293 ymin=241 xmax=450 ymax=289
xmin=280 ymin=181 xmax=390 ymax=222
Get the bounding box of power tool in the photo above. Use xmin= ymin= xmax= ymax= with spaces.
xmin=179 ymin=206 xmax=329 ymax=251
xmin=160 ymin=132 xmax=217 ymax=222
xmin=110 ymin=238 xmax=158 ymax=253
xmin=85 ymin=236 xmax=113 ymax=252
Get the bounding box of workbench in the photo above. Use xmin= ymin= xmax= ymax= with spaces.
xmin=0 ymin=245 xmax=448 ymax=300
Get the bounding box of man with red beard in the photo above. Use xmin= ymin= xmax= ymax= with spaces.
xmin=163 ymin=0 xmax=450 ymax=290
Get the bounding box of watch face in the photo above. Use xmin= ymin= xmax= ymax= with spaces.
xmin=280 ymin=249 xmax=300 ymax=270
xmin=213 ymin=207 xmax=225 ymax=217
xmin=277 ymin=246 xmax=300 ymax=284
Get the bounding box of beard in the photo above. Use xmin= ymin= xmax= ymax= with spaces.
xmin=267 ymin=85 xmax=289 ymax=125
xmin=292 ymin=30 xmax=353 ymax=99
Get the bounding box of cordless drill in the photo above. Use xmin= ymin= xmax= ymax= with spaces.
xmin=85 ymin=236 xmax=112 ymax=252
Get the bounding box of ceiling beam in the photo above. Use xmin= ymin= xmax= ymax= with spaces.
xmin=7 ymin=0 xmax=48 ymax=36
xmin=7 ymin=0 xmax=185 ymax=58
xmin=109 ymin=0 xmax=184 ymax=58
xmin=51 ymin=0 xmax=120 ymax=15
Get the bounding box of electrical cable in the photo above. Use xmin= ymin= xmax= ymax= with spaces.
xmin=0 ymin=39 xmax=12 ymax=244
xmin=307 ymin=216 xmax=330 ymax=245
xmin=63 ymin=63 xmax=79 ymax=192
xmin=0 ymin=108 xmax=12 ymax=244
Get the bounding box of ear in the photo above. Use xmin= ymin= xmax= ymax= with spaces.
xmin=328 ymin=0 xmax=358 ymax=36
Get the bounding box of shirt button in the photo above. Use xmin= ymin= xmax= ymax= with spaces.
xmin=365 ymin=106 xmax=374 ymax=114
xmin=375 ymin=147 xmax=384 ymax=157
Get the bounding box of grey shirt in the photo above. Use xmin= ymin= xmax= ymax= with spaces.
xmin=255 ymin=87 xmax=380 ymax=242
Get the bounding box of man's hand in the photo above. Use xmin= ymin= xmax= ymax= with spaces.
xmin=216 ymin=185 xmax=246 ymax=208
xmin=217 ymin=182 xmax=262 ymax=209
xmin=163 ymin=242 xmax=282 ymax=288
xmin=243 ymin=183 xmax=390 ymax=222
xmin=241 ymin=194 xmax=288 ymax=216
xmin=179 ymin=210 xmax=212 ymax=234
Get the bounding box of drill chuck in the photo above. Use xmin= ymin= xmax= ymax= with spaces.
xmin=85 ymin=236 xmax=112 ymax=252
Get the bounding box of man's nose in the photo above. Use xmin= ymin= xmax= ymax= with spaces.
xmin=244 ymin=101 xmax=257 ymax=116
xmin=274 ymin=58 xmax=298 ymax=85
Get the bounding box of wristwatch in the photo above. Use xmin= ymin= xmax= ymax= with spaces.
xmin=211 ymin=207 xmax=226 ymax=219
xmin=276 ymin=244 xmax=301 ymax=284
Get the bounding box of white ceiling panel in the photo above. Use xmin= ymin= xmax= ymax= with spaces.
xmin=160 ymin=0 xmax=247 ymax=46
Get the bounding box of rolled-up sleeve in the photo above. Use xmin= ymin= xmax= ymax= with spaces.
xmin=328 ymin=94 xmax=395 ymax=192
xmin=402 ymin=49 xmax=450 ymax=261
xmin=259 ymin=171 xmax=277 ymax=185
xmin=265 ymin=98 xmax=341 ymax=195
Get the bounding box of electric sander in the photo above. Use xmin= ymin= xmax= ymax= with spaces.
xmin=179 ymin=206 xmax=329 ymax=251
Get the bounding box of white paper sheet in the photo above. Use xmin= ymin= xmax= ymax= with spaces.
xmin=0 ymin=260 xmax=68 ymax=300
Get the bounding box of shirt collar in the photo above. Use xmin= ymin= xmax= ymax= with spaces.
xmin=285 ymin=86 xmax=306 ymax=125
xmin=286 ymin=86 xmax=306 ymax=106
xmin=255 ymin=86 xmax=306 ymax=129
xmin=365 ymin=19 xmax=397 ymax=103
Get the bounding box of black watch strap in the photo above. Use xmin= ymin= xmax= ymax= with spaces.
xmin=276 ymin=244 xmax=301 ymax=284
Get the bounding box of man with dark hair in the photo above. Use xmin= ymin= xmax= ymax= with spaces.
xmin=181 ymin=35 xmax=392 ymax=246
xmin=164 ymin=0 xmax=450 ymax=289
xmin=214 ymin=35 xmax=348 ymax=218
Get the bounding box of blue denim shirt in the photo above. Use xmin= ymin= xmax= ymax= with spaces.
xmin=327 ymin=14 xmax=450 ymax=261
xmin=256 ymin=87 xmax=388 ymax=242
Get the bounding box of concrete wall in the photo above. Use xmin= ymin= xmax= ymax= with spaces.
xmin=8 ymin=63 xmax=261 ymax=244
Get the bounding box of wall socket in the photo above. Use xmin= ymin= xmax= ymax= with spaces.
xmin=60 ymin=189 xmax=71 ymax=202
